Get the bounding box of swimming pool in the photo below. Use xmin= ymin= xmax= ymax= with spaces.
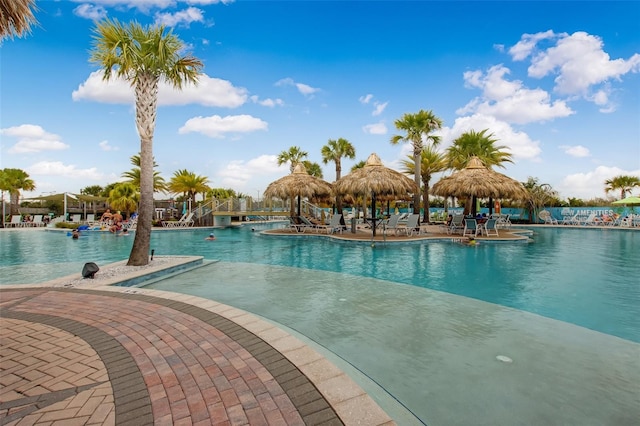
xmin=2 ymin=225 xmax=638 ymax=425
xmin=2 ymin=224 xmax=638 ymax=342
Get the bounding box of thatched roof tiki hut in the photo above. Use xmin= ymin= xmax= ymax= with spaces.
xmin=333 ymin=153 xmax=417 ymax=236
xmin=432 ymin=156 xmax=528 ymax=215
xmin=263 ymin=163 xmax=333 ymax=219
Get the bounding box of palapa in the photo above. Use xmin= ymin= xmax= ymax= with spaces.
xmin=333 ymin=153 xmax=417 ymax=235
xmin=432 ymin=156 xmax=528 ymax=203
xmin=263 ymin=163 xmax=333 ymax=217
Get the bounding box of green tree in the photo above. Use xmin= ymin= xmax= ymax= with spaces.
xmin=80 ymin=185 xmax=104 ymax=196
xmin=108 ymin=182 xmax=139 ymax=217
xmin=0 ymin=0 xmax=37 ymax=41
xmin=0 ymin=168 xmax=35 ymax=216
xmin=207 ymin=188 xmax=237 ymax=200
xmin=168 ymin=169 xmax=210 ymax=205
xmin=391 ymin=109 xmax=442 ymax=217
xmin=400 ymin=146 xmax=447 ymax=222
xmin=446 ymin=129 xmax=513 ymax=170
xmin=604 ymin=175 xmax=640 ymax=199
xmin=321 ymin=137 xmax=355 ymax=216
xmin=522 ymin=177 xmax=558 ymax=223
xmin=90 ymin=19 xmax=203 ymax=265
xmin=302 ymin=161 xmax=323 ymax=178
xmin=121 ymin=154 xmax=167 ymax=193
xmin=445 ymin=129 xmax=514 ymax=215
xmin=277 ymin=146 xmax=308 ymax=173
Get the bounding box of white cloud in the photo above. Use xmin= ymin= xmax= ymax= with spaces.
xmin=441 ymin=114 xmax=542 ymax=161
xmin=217 ymin=155 xmax=285 ymax=188
xmin=27 ymin=161 xmax=106 ymax=181
xmin=274 ymin=77 xmax=320 ymax=97
xmin=250 ymin=95 xmax=284 ymax=107
xmin=359 ymin=94 xmax=373 ymax=104
xmin=509 ymin=31 xmax=640 ymax=112
xmin=154 ymin=7 xmax=205 ymax=27
xmin=559 ymin=166 xmax=640 ymax=200
xmin=99 ymin=140 xmax=119 ymax=151
xmin=559 ymin=145 xmax=590 ymax=158
xmin=1 ymin=124 xmax=69 ymax=154
xmin=458 ymin=64 xmax=574 ymax=124
xmin=73 ymin=4 xmax=107 ymax=20
xmin=372 ymin=101 xmax=388 ymax=116
xmin=362 ymin=122 xmax=387 ymax=135
xmin=179 ymin=114 xmax=268 ymax=138
xmin=508 ymin=30 xmax=555 ymax=61
xmin=72 ymin=71 xmax=247 ymax=108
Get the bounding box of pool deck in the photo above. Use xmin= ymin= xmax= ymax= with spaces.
xmin=0 ymin=256 xmax=401 ymax=426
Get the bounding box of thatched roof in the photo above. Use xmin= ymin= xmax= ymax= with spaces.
xmin=333 ymin=153 xmax=417 ymax=197
xmin=431 ymin=156 xmax=528 ymax=200
xmin=263 ymin=163 xmax=333 ymax=200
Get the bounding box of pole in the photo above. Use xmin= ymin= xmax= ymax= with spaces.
xmin=64 ymin=193 xmax=68 ymax=221
xmin=1 ymin=191 xmax=5 ymax=228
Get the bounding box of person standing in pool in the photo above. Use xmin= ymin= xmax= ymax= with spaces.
xmin=205 ymin=233 xmax=216 ymax=240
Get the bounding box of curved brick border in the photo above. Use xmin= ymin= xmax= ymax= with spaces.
xmin=1 ymin=288 xmax=344 ymax=425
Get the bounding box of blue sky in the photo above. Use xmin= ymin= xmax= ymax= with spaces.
xmin=1 ymin=0 xmax=639 ymax=201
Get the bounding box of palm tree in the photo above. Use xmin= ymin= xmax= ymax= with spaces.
xmin=604 ymin=175 xmax=640 ymax=199
xmin=0 ymin=168 xmax=35 ymax=217
xmin=400 ymin=146 xmax=447 ymax=223
xmin=446 ymin=129 xmax=513 ymax=170
xmin=445 ymin=129 xmax=514 ymax=215
xmin=277 ymin=146 xmax=308 ymax=173
xmin=108 ymin=182 xmax=139 ymax=217
xmin=0 ymin=0 xmax=37 ymax=41
xmin=321 ymin=137 xmax=355 ymax=216
xmin=522 ymin=177 xmax=558 ymax=223
xmin=168 ymin=169 xmax=210 ymax=205
xmin=90 ymin=19 xmax=203 ymax=266
xmin=391 ymin=110 xmax=443 ymax=217
xmin=121 ymin=154 xmax=167 ymax=193
xmin=302 ymin=161 xmax=323 ymax=178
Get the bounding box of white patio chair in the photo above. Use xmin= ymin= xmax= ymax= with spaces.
xmin=539 ymin=210 xmax=558 ymax=225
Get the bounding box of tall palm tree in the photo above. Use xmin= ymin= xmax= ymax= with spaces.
xmin=446 ymin=129 xmax=513 ymax=170
xmin=321 ymin=137 xmax=355 ymax=216
xmin=0 ymin=168 xmax=35 ymax=217
xmin=168 ymin=169 xmax=210 ymax=205
xmin=302 ymin=161 xmax=323 ymax=178
xmin=604 ymin=175 xmax=640 ymax=199
xmin=108 ymin=182 xmax=140 ymax=217
xmin=90 ymin=19 xmax=203 ymax=266
xmin=391 ymin=110 xmax=443 ymax=217
xmin=445 ymin=129 xmax=514 ymax=215
xmin=0 ymin=0 xmax=37 ymax=41
xmin=400 ymin=146 xmax=447 ymax=223
xmin=121 ymin=154 xmax=167 ymax=193
xmin=277 ymin=146 xmax=308 ymax=173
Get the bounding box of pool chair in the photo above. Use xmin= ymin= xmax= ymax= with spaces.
xmin=322 ymin=213 xmax=344 ymax=234
xmin=445 ymin=214 xmax=464 ymax=234
xmin=538 ymin=210 xmax=558 ymax=225
xmin=561 ymin=213 xmax=579 ymax=225
xmin=397 ymin=214 xmax=420 ymax=236
xmin=383 ymin=214 xmax=403 ymax=236
xmin=481 ymin=218 xmax=499 ymax=237
xmin=6 ymin=215 xmax=23 ymax=227
xmin=70 ymin=214 xmax=82 ymax=223
xmin=30 ymin=215 xmax=46 ymax=227
xmin=462 ymin=218 xmax=480 ymax=237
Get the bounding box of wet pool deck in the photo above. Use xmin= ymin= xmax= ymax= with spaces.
xmin=0 ymin=257 xmax=400 ymax=425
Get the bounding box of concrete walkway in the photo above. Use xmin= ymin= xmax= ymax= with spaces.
xmin=0 ymin=258 xmax=397 ymax=425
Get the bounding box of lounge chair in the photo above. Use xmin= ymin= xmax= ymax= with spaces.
xmin=445 ymin=214 xmax=464 ymax=234
xmin=561 ymin=214 xmax=579 ymax=225
xmin=538 ymin=210 xmax=558 ymax=225
xmin=496 ymin=214 xmax=511 ymax=229
xmin=482 ymin=218 xmax=499 ymax=236
xmin=383 ymin=214 xmax=403 ymax=236
xmin=70 ymin=214 xmax=81 ymax=223
xmin=323 ymin=214 xmax=344 ymax=234
xmin=5 ymin=215 xmax=23 ymax=227
xmin=289 ymin=216 xmax=313 ymax=233
xmin=397 ymin=214 xmax=420 ymax=236
xmin=462 ymin=218 xmax=480 ymax=237
xmin=165 ymin=212 xmax=194 ymax=228
xmin=30 ymin=215 xmax=46 ymax=227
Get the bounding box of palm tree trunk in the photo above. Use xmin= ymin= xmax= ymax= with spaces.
xmin=413 ymin=150 xmax=421 ymax=217
xmin=128 ymin=73 xmax=158 ymax=266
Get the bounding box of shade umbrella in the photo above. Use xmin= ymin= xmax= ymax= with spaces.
xmin=263 ymin=163 xmax=333 ymax=218
xmin=612 ymin=196 xmax=640 ymax=205
xmin=333 ymin=153 xmax=417 ymax=236
xmin=432 ymin=156 xmax=529 ymax=215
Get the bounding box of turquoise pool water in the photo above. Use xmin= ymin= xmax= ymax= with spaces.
xmin=1 ymin=225 xmax=638 ymax=343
